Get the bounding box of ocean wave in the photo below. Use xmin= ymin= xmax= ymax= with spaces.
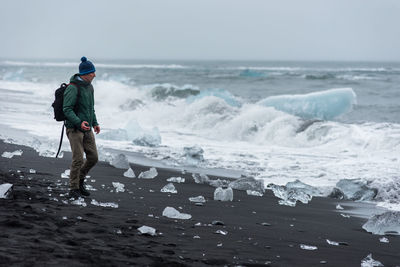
xmin=304 ymin=73 xmax=336 ymax=80
xmin=187 ymin=88 xmax=242 ymax=107
xmin=0 ymin=60 xmax=187 ymax=69
xmin=222 ymin=66 xmax=399 ymax=73
xmin=148 ymin=83 xmax=200 ymax=101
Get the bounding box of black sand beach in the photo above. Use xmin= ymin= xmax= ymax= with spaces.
xmin=0 ymin=140 xmax=399 ymax=266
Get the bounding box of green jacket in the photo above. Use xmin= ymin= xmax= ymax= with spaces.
xmin=63 ymin=74 xmax=99 ymax=130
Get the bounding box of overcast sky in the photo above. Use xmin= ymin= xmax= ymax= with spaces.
xmin=1 ymin=0 xmax=399 ymax=61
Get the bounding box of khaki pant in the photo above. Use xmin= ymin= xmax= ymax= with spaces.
xmin=66 ymin=128 xmax=98 ymax=189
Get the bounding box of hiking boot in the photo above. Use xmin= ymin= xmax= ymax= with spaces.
xmin=69 ymin=189 xmax=82 ymax=199
xmin=79 ymin=179 xmax=90 ymax=197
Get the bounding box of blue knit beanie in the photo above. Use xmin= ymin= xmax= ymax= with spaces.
xmin=79 ymin=56 xmax=96 ymax=75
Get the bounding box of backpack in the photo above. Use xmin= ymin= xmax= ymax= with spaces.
xmin=52 ymin=83 xmax=80 ymax=121
xmin=51 ymin=82 xmax=80 ymax=158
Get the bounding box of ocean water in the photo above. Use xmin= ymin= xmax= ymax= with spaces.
xmin=0 ymin=59 xmax=399 ymax=210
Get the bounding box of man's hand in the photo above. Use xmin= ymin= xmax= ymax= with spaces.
xmin=81 ymin=121 xmax=90 ymax=131
xmin=94 ymin=125 xmax=101 ymax=134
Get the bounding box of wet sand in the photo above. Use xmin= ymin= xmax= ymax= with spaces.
xmin=0 ymin=140 xmax=399 ymax=266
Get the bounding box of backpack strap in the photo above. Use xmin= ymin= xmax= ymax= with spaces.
xmin=68 ymin=82 xmax=81 ymax=114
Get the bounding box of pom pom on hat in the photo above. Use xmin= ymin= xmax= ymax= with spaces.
xmin=79 ymin=56 xmax=95 ymax=75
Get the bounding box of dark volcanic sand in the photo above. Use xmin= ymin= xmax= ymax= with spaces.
xmin=0 ymin=140 xmax=399 ymax=266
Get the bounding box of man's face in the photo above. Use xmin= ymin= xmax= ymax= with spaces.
xmin=81 ymin=72 xmax=96 ymax=83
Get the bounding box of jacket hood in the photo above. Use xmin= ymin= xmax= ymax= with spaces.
xmin=69 ymin=73 xmax=91 ymax=86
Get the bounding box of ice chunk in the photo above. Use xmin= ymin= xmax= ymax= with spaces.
xmin=326 ymin=239 xmax=339 ymax=246
xmin=332 ymin=179 xmax=377 ymax=201
xmin=162 ymin=207 xmax=192 ymax=219
xmin=189 ymin=196 xmax=206 ymax=203
xmin=123 ymin=167 xmax=136 ymax=178
xmin=299 ymin=244 xmax=318 ymax=250
xmin=192 ymin=173 xmax=210 ymax=184
xmin=362 ymin=211 xmax=400 ymax=235
xmin=192 ymin=173 xmax=228 ymax=187
xmin=361 ymin=254 xmax=383 ymax=267
xmin=214 ymin=187 xmax=233 ymax=201
xmin=61 ymin=170 xmax=69 ymax=179
xmin=379 ymin=237 xmax=389 ymax=243
xmin=183 ymin=145 xmax=204 ymax=165
xmin=258 ymin=88 xmax=357 ymax=120
xmin=1 ymin=150 xmax=23 ymax=158
xmin=138 ymin=167 xmax=158 ymax=179
xmin=246 ymin=190 xmax=263 ymax=197
xmin=138 ymin=225 xmax=157 ymax=236
xmin=98 ymin=128 xmax=129 ymax=141
xmin=91 ymin=199 xmax=119 ymax=208
xmin=209 ymin=179 xmax=229 ymax=188
xmin=112 ymin=182 xmax=125 ymax=193
xmin=29 ymin=169 xmax=36 ymax=174
xmin=229 ymin=177 xmax=265 ymax=194
xmin=167 ymin=177 xmax=185 ymax=183
xmin=285 ymin=179 xmax=322 ymax=196
xmin=0 ymin=183 xmax=13 ymax=199
xmin=85 ymin=184 xmax=97 ymax=191
xmin=110 ymin=154 xmax=130 ymax=169
xmin=161 ymin=183 xmax=177 ymax=194
xmin=215 ymin=230 xmax=228 ymax=235
xmin=126 ymin=120 xmax=161 ymax=147
xmin=268 ymin=183 xmax=313 ymax=207
xmin=71 ymin=197 xmax=87 ymax=207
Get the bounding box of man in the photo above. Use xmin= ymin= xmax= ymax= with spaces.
xmin=63 ymin=56 xmax=100 ymax=198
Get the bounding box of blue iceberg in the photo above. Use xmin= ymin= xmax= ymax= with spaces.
xmin=258 ymin=88 xmax=357 ymax=120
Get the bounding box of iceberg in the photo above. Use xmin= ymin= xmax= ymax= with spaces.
xmin=0 ymin=183 xmax=13 ymax=199
xmin=161 ymin=183 xmax=177 ymax=194
xmin=361 ymin=254 xmax=383 ymax=267
xmin=2 ymin=150 xmax=23 ymax=158
xmin=362 ymin=211 xmax=400 ymax=235
xmin=162 ymin=207 xmax=192 ymax=219
xmin=214 ymin=187 xmax=233 ymax=201
xmin=258 ymin=88 xmax=357 ymax=120
xmin=123 ymin=168 xmax=136 ymax=178
xmin=138 ymin=225 xmax=157 ymax=236
xmin=332 ymin=179 xmax=377 ymax=201
xmin=138 ymin=167 xmax=158 ymax=179
xmin=110 ymin=154 xmax=130 ymax=169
